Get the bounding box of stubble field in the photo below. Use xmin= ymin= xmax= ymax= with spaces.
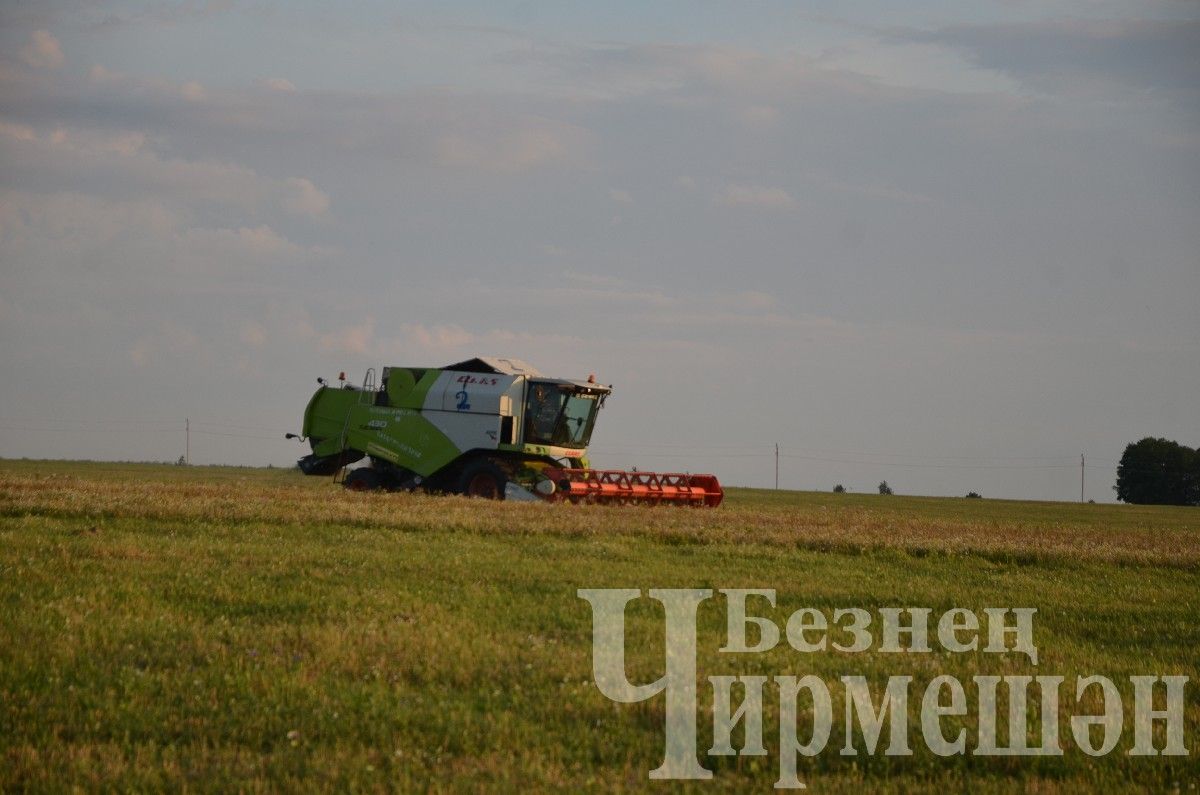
xmin=1 ymin=459 xmax=1196 ymax=792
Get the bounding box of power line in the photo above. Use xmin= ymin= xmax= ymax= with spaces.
xmin=0 ymin=417 xmax=292 ymax=434
xmin=0 ymin=424 xmax=180 ymax=434
xmin=597 ymin=439 xmax=1080 ymax=462
xmin=778 ymin=453 xmax=1077 ymax=471
xmin=592 ymin=449 xmax=1083 ymax=470
xmin=190 ymin=429 xmax=283 ymax=441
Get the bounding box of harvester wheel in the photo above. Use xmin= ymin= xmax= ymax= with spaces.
xmin=457 ymin=460 xmax=507 ymax=500
xmin=343 ymin=468 xmax=382 ymax=492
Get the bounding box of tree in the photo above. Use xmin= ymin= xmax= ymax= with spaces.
xmin=878 ymin=480 xmax=893 ymax=495
xmin=966 ymin=492 xmax=982 ymax=499
xmin=1114 ymin=437 xmax=1199 ymax=506
xmin=833 ymin=484 xmax=846 ymax=493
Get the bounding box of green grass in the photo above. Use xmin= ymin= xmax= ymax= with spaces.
xmin=1 ymin=459 xmax=1197 ymax=792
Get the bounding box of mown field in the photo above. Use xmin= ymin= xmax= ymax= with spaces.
xmin=1 ymin=458 xmax=1197 ymax=793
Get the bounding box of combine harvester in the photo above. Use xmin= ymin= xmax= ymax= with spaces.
xmin=289 ymin=357 xmax=723 ymax=506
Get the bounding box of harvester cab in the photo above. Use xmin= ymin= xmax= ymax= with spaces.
xmin=291 ymin=356 xmax=723 ymax=506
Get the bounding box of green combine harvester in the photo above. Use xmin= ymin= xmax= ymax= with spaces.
xmin=289 ymin=357 xmax=723 ymax=506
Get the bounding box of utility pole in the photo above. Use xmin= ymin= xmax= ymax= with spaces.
xmin=1080 ymin=453 xmax=1084 ymax=503
xmin=775 ymin=443 xmax=779 ymax=490
xmin=186 ymin=418 xmax=190 ymax=465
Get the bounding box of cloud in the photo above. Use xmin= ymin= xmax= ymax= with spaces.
xmin=128 ymin=322 xmax=211 ymax=368
xmin=899 ymin=18 xmax=1200 ymax=97
xmin=608 ymin=188 xmax=633 ymax=204
xmin=716 ymin=184 xmax=797 ymax=209
xmin=310 ymin=315 xmax=604 ymax=366
xmin=729 ymin=290 xmax=777 ymax=310
xmin=0 ymin=190 xmax=179 ymax=254
xmin=239 ymin=321 xmax=267 ymax=347
xmin=260 ymin=78 xmax=297 ymax=92
xmin=87 ymin=64 xmax=120 ymax=84
xmin=0 ymin=123 xmax=335 ymax=221
xmin=75 ymin=0 xmax=236 ymax=30
xmin=181 ymin=224 xmax=309 ymax=259
xmin=282 ymin=177 xmax=330 ymax=217
xmin=320 ymin=318 xmax=376 ymax=355
xmin=823 ymin=178 xmax=935 ymax=206
xmin=317 ymin=319 xmax=475 ymax=358
xmin=397 ymin=322 xmax=475 ymax=350
xmin=434 ymin=118 xmax=589 ymax=172
xmin=502 ymin=43 xmax=863 ymax=102
xmin=0 ymin=120 xmax=37 ymax=142
xmin=180 ymin=80 xmax=207 ymax=102
xmin=19 ymin=30 xmax=65 ymax=70
xmin=0 ymin=187 xmax=322 ymax=278
xmin=86 ymin=63 xmax=210 ymax=103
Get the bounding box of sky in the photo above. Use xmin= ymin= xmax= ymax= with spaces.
xmin=1 ymin=1 xmax=1197 ymax=501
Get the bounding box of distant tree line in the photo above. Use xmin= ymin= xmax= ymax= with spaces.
xmin=1115 ymin=437 xmax=1199 ymax=506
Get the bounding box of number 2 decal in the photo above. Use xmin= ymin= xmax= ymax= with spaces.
xmin=455 ymin=389 xmax=470 ymax=411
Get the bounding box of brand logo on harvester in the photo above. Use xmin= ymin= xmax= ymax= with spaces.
xmin=577 ymin=589 xmax=1190 ymax=789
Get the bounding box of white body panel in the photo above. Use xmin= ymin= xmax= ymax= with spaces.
xmin=423 ymin=370 xmax=525 ymax=418
xmin=422 ymin=410 xmax=505 ymax=454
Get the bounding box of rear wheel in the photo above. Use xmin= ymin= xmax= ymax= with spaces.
xmin=456 ymin=460 xmax=507 ymax=500
xmin=343 ymin=468 xmax=382 ymax=492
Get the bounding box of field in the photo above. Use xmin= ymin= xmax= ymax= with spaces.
xmin=1 ymin=459 xmax=1197 ymax=793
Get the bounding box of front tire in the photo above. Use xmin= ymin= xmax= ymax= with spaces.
xmin=456 ymin=459 xmax=507 ymax=500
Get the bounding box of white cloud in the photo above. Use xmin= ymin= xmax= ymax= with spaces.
xmin=730 ymin=290 xmax=778 ymax=310
xmin=716 ymin=184 xmax=797 ymax=209
xmin=900 ymin=18 xmax=1200 ymax=96
xmin=509 ymin=43 xmax=846 ymax=102
xmin=0 ymin=120 xmax=37 ymax=142
xmin=0 ymin=190 xmax=179 ymax=254
xmin=260 ymin=77 xmax=297 ymax=92
xmin=0 ymin=124 xmax=334 ymax=220
xmin=239 ymin=321 xmax=267 ymax=347
xmin=397 ymin=322 xmax=475 ymax=350
xmin=319 ymin=318 xmax=376 ymax=355
xmin=61 ymin=128 xmax=147 ymax=156
xmin=181 ymin=224 xmax=308 ymax=259
xmin=20 ymin=30 xmax=65 ymax=70
xmin=434 ymin=119 xmax=589 ymax=173
xmin=608 ymin=188 xmax=633 ymax=204
xmin=180 ymin=81 xmax=207 ymax=102
xmin=86 ymin=64 xmax=210 ymax=103
xmin=128 ymin=323 xmax=210 ymax=368
xmin=824 ymin=178 xmax=935 ymax=206
xmin=88 ymin=64 xmax=121 ymax=84
xmin=560 ymin=270 xmax=627 ymax=289
xmin=282 ymin=177 xmax=330 ymax=217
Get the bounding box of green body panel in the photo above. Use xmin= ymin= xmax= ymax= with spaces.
xmin=385 ymin=369 xmax=416 ymax=406
xmin=385 ymin=368 xmax=440 ymax=410
xmin=302 ymin=388 xmax=462 ymax=477
xmin=302 ymin=387 xmax=357 ymax=455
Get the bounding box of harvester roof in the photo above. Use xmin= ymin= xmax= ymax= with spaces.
xmin=445 ymin=357 xmax=542 ymax=376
